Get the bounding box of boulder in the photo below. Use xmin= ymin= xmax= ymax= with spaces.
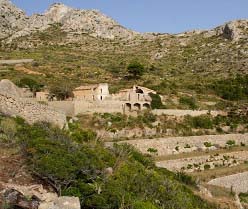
xmin=3 ymin=188 xmax=40 ymax=209
xmin=39 ymin=196 xmax=80 ymax=209
xmin=0 ymin=79 xmax=25 ymax=98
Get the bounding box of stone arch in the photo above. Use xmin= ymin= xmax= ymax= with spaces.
xmin=133 ymin=103 xmax=141 ymax=110
xmin=143 ymin=103 xmax=150 ymax=109
xmin=125 ymin=103 xmax=132 ymax=111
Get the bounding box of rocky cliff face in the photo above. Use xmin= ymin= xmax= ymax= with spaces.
xmin=215 ymin=19 xmax=248 ymax=41
xmin=0 ymin=0 xmax=138 ymax=41
xmin=0 ymin=0 xmax=247 ymax=43
xmin=0 ymin=0 xmax=27 ymax=39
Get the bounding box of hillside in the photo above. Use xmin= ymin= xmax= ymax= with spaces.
xmin=0 ymin=1 xmax=247 ymax=111
xmin=0 ymin=115 xmax=219 ymax=209
xmin=0 ymin=1 xmax=248 ymax=208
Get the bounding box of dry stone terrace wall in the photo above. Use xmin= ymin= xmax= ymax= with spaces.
xmin=107 ymin=134 xmax=248 ymax=156
xmin=0 ymin=59 xmax=33 ymax=65
xmin=156 ymin=151 xmax=248 ymax=172
xmin=208 ymin=172 xmax=248 ymax=193
xmin=0 ymin=93 xmax=67 ymax=129
xmin=152 ymin=109 xmax=226 ymax=117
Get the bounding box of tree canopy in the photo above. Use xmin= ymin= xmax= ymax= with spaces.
xmin=127 ymin=61 xmax=145 ymax=78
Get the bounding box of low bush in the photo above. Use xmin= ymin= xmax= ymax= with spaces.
xmin=211 ymin=74 xmax=248 ymax=101
xmin=179 ymin=96 xmax=198 ymax=110
xmin=239 ymin=192 xmax=248 ymax=204
xmin=149 ymin=93 xmax=166 ymax=109
xmin=186 ymin=115 xmax=213 ymax=129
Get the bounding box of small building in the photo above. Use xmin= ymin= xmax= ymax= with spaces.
xmin=73 ymin=83 xmax=109 ymax=101
xmin=117 ymin=85 xmax=156 ymax=111
xmin=36 ymin=91 xmax=50 ymax=101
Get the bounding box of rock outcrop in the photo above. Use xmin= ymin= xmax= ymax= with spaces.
xmin=39 ymin=196 xmax=80 ymax=209
xmin=1 ymin=184 xmax=80 ymax=209
xmin=0 ymin=79 xmax=67 ymax=129
xmin=0 ymin=0 xmax=247 ymax=44
xmin=0 ymin=0 xmax=138 ymax=41
xmin=0 ymin=0 xmax=27 ymax=39
xmin=215 ymin=20 xmax=248 ymax=41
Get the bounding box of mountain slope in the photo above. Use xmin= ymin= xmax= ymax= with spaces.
xmin=0 ymin=1 xmax=247 ymax=110
xmin=0 ymin=0 xmax=27 ymax=39
xmin=0 ymin=0 xmax=138 ymax=41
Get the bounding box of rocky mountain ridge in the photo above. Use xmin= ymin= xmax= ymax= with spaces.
xmin=0 ymin=0 xmax=247 ymax=43
xmin=0 ymin=0 xmax=138 ymax=41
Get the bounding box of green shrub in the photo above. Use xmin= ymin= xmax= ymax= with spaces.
xmin=204 ymin=164 xmax=211 ymax=170
xmin=179 ymin=96 xmax=198 ymax=110
xmin=127 ymin=61 xmax=145 ymax=79
xmin=211 ymin=74 xmax=248 ymax=101
xmin=226 ymin=140 xmax=236 ymax=146
xmin=204 ymin=142 xmax=212 ymax=148
xmin=175 ymin=172 xmax=196 ymax=187
xmin=149 ymin=93 xmax=166 ymax=109
xmin=133 ymin=201 xmax=159 ymax=209
xmin=17 ymin=77 xmax=43 ymax=93
xmin=147 ymin=148 xmax=158 ymax=154
xmin=239 ymin=192 xmax=248 ymax=203
xmin=186 ymin=115 xmax=213 ymax=129
xmin=0 ymin=118 xmax=17 ymax=142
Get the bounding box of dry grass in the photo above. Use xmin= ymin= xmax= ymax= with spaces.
xmin=155 ymin=146 xmax=248 ymax=161
xmin=190 ymin=163 xmax=248 ymax=182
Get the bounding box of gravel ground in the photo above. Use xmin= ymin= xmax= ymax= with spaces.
xmin=208 ymin=172 xmax=248 ymax=193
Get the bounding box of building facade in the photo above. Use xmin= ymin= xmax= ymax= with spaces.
xmin=36 ymin=83 xmax=156 ymax=116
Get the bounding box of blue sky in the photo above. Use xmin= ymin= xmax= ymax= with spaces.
xmin=12 ymin=0 xmax=248 ymax=34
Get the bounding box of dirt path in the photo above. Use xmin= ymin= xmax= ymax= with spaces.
xmin=15 ymin=65 xmax=45 ymax=75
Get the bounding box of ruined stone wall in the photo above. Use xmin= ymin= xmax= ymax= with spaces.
xmin=0 ymin=93 xmax=67 ymax=128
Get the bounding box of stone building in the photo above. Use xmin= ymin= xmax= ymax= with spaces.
xmin=35 ymin=83 xmax=156 ymax=116
xmin=73 ymin=83 xmax=110 ymax=101
xmin=114 ymin=85 xmax=156 ymax=111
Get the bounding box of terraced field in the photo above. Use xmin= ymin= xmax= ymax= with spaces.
xmin=110 ymin=133 xmax=248 ymax=207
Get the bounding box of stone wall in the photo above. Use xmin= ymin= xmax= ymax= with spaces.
xmin=48 ymin=101 xmax=75 ymax=117
xmin=0 ymin=59 xmax=33 ymax=65
xmin=152 ymin=109 xmax=226 ymax=117
xmin=208 ymin=172 xmax=248 ymax=193
xmin=157 ymin=151 xmax=248 ymax=172
xmin=107 ymin=133 xmax=248 ymax=156
xmin=74 ymin=100 xmax=124 ymax=115
xmin=0 ymin=93 xmax=67 ymax=129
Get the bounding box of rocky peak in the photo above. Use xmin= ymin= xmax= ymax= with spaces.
xmin=215 ymin=19 xmax=248 ymax=41
xmin=0 ymin=1 xmax=138 ymax=41
xmin=44 ymin=3 xmax=73 ymax=22
xmin=0 ymin=0 xmax=27 ymax=39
